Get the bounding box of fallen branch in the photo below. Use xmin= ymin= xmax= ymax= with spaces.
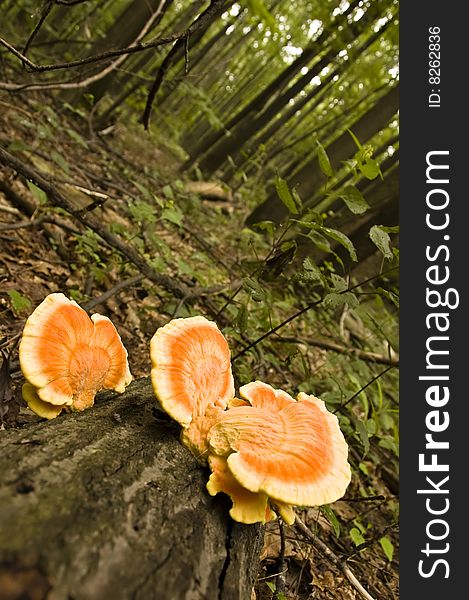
xmin=272 ymin=336 xmax=399 ymax=366
xmin=294 ymin=514 xmax=376 ymax=600
xmin=0 ymin=145 xmax=206 ymax=300
xmin=82 ymin=274 xmax=145 ymax=311
xmin=0 ymin=378 xmax=263 ymax=599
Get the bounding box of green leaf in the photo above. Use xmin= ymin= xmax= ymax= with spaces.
xmin=275 ymin=176 xmax=299 ymax=214
xmin=129 ymin=200 xmax=157 ymax=224
xmin=320 ymin=226 xmax=357 ymax=262
xmin=50 ymin=150 xmax=70 ymax=174
xmin=317 ymin=140 xmax=333 ymax=177
xmin=329 ymin=273 xmax=348 ymax=292
xmin=162 ymin=185 xmax=174 ymax=199
xmin=379 ymin=225 xmax=399 ymax=234
xmin=291 ymin=188 xmax=303 ymax=213
xmin=299 ymin=258 xmax=324 ymax=285
xmin=235 ymin=304 xmax=249 ymax=334
xmin=26 ymin=181 xmax=47 ymax=205
xmin=323 ymin=291 xmax=358 ymax=310
xmin=369 ymin=225 xmax=393 ymax=260
xmin=243 ymin=277 xmax=265 ymax=302
xmin=66 ymin=128 xmax=88 ymax=148
xmin=355 ymin=418 xmax=370 ymax=456
xmin=307 ymin=230 xmax=332 ymax=253
xmin=161 ymin=206 xmax=183 ymax=227
xmin=379 ymin=536 xmax=394 ymax=562
xmin=7 ymin=290 xmax=32 ymax=314
xmin=339 ymin=185 xmax=370 ymax=215
xmin=178 ymin=259 xmax=196 ymax=278
xmin=252 ymin=220 xmax=277 ymax=235
xmin=321 ymin=505 xmax=341 ymax=538
xmin=350 ymin=527 xmax=366 ymax=547
xmin=7 ymin=140 xmax=30 ymax=152
xmin=359 ymin=158 xmax=381 ymax=180
xmin=374 ymin=287 xmax=399 ymax=308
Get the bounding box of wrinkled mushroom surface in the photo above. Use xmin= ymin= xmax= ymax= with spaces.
xmin=208 ymin=381 xmax=351 ymax=508
xmin=19 ymin=293 xmax=132 ymax=417
xmin=150 ymin=316 xmax=234 ymax=427
xmin=150 ymin=318 xmax=351 ymax=525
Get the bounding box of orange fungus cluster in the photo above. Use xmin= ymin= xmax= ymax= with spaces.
xmin=150 ymin=316 xmax=351 ymax=525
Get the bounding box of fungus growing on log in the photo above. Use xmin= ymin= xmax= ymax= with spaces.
xmin=207 ymin=381 xmax=351 ymax=523
xmin=19 ymin=293 xmax=132 ymax=418
xmin=150 ymin=317 xmax=351 ymax=525
xmin=150 ymin=315 xmax=234 ymax=427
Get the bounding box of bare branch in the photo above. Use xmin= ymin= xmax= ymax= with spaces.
xmin=0 ymin=145 xmax=206 ymax=300
xmin=142 ymin=0 xmax=229 ymax=129
xmin=23 ymin=1 xmax=55 ymax=56
xmin=272 ymin=336 xmax=399 ymax=366
xmin=55 ymin=0 xmax=93 ymax=5
xmin=82 ymin=275 xmax=145 ymax=311
xmin=0 ymin=0 xmax=175 ymax=92
xmin=295 ymin=514 xmax=376 ymax=600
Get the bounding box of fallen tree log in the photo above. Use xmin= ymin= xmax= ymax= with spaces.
xmin=0 ymin=378 xmax=263 ymax=600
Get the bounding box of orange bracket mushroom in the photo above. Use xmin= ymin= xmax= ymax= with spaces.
xmin=150 ymin=317 xmax=351 ymax=525
xmin=19 ymin=293 xmax=132 ymax=419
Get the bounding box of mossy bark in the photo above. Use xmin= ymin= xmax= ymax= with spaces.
xmin=0 ymin=378 xmax=262 ymax=600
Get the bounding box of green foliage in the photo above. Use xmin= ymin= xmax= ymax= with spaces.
xmin=338 ymin=185 xmax=370 ymax=215
xmin=350 ymin=527 xmax=366 ymax=547
xmin=379 ymin=536 xmax=395 ymax=562
xmin=26 ymin=181 xmax=47 ymax=205
xmin=7 ymin=290 xmax=32 ymax=314
xmin=265 ymin=581 xmax=287 ymax=599
xmin=321 ymin=505 xmax=341 ymax=538
xmin=317 ymin=140 xmax=334 ymax=177
xmin=275 ymin=175 xmax=301 ymax=214
xmin=369 ymin=225 xmax=397 ymax=260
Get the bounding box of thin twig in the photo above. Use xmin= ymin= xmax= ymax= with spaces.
xmin=22 ymin=1 xmax=54 ymax=56
xmin=0 ymin=145 xmax=202 ymax=299
xmin=275 ymin=520 xmax=287 ymax=599
xmin=0 ymin=205 xmax=22 ymax=216
xmin=0 ymin=216 xmax=45 ymax=232
xmin=232 ymin=267 xmax=399 ymax=360
xmin=333 ymin=365 xmax=395 ymax=414
xmin=142 ymin=0 xmax=227 ymax=129
xmin=294 ymin=514 xmax=376 ymax=600
xmin=82 ymin=274 xmax=145 ymax=311
xmin=272 ymin=336 xmax=399 ymax=366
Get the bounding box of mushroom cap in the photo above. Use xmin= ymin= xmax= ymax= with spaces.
xmin=150 ymin=316 xmax=234 ymax=427
xmin=207 ymin=455 xmax=275 ymax=524
xmin=19 ymin=293 xmax=132 ymax=412
xmin=208 ymin=381 xmax=351 ymax=507
xmin=22 ymin=382 xmax=65 ymax=420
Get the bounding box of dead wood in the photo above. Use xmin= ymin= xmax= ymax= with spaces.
xmin=0 ymin=378 xmax=263 ymax=600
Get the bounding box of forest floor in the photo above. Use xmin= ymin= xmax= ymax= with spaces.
xmin=0 ymin=95 xmax=398 ymax=600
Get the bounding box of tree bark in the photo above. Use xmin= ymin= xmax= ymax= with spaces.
xmin=0 ymin=378 xmax=263 ymax=600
